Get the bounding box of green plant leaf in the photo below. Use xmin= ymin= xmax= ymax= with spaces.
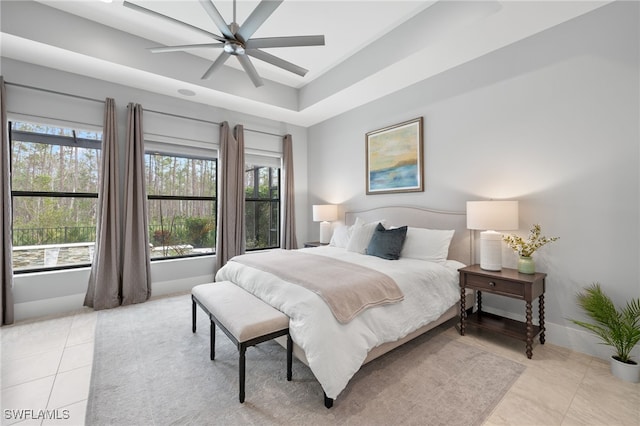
xmin=570 ymin=283 xmax=640 ymax=363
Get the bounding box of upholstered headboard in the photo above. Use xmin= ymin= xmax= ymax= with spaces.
xmin=344 ymin=206 xmax=471 ymax=265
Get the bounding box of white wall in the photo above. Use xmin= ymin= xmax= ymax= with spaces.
xmin=3 ymin=58 xmax=309 ymax=322
xmin=307 ymin=2 xmax=639 ymax=360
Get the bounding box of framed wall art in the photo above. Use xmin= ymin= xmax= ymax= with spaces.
xmin=365 ymin=117 xmax=424 ymax=195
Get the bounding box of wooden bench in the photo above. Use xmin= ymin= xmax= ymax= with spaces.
xmin=191 ymin=281 xmax=292 ymax=403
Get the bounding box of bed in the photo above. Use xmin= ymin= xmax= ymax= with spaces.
xmin=215 ymin=206 xmax=474 ymax=407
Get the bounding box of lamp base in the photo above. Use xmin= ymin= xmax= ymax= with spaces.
xmin=319 ymin=221 xmax=331 ymax=244
xmin=480 ymin=230 xmax=502 ymax=271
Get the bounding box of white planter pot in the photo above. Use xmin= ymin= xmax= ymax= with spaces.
xmin=610 ymin=356 xmax=640 ymax=383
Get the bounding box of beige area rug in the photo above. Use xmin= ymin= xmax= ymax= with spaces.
xmin=86 ymin=294 xmax=524 ymax=425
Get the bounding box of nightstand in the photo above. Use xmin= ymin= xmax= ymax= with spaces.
xmin=458 ymin=264 xmax=547 ymax=359
xmin=303 ymin=241 xmax=328 ymax=248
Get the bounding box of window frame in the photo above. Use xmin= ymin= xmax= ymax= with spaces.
xmin=9 ymin=123 xmax=102 ymax=274
xmin=244 ymin=164 xmax=281 ymax=251
xmin=145 ymin=150 xmax=218 ymax=261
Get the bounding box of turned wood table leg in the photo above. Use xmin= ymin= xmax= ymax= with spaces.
xmin=539 ymin=294 xmax=546 ymax=345
xmin=526 ymin=301 xmax=533 ymax=359
xmin=460 ymin=286 xmax=466 ymax=336
xmin=477 ymin=291 xmax=483 ymax=317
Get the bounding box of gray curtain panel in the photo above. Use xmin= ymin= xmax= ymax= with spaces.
xmin=85 ymin=98 xmax=121 ymax=310
xmin=121 ymin=103 xmax=151 ymax=305
xmin=282 ymin=134 xmax=298 ymax=249
xmin=215 ymin=122 xmax=245 ymax=271
xmin=1 ymin=77 xmax=14 ymax=325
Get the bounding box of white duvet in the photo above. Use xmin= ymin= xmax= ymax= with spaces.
xmin=215 ymin=246 xmax=464 ymax=399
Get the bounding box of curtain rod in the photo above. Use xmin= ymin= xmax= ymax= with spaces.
xmin=6 ymin=81 xmax=286 ymax=138
xmin=245 ymin=127 xmax=285 ymax=138
xmin=5 ymin=82 xmax=104 ymax=104
xmin=144 ymin=108 xmax=219 ymax=126
xmin=145 ymin=109 xmax=284 ymax=138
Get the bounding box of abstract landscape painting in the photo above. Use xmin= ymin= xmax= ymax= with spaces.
xmin=366 ymin=117 xmax=423 ymax=194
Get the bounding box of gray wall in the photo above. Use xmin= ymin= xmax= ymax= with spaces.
xmin=307 ymin=2 xmax=639 ymax=360
xmin=3 ymin=58 xmax=309 ymax=321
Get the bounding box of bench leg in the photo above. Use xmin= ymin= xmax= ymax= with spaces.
xmin=210 ymin=320 xmax=215 ymax=361
xmin=324 ymin=393 xmax=333 ymax=409
xmin=287 ymin=334 xmax=292 ymax=381
xmin=192 ymin=297 xmax=197 ymax=333
xmin=239 ymin=344 xmax=246 ymax=403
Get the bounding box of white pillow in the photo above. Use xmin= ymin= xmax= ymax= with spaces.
xmin=400 ymin=227 xmax=455 ymax=262
xmin=329 ymin=225 xmax=352 ymax=248
xmin=346 ymin=218 xmax=387 ymax=254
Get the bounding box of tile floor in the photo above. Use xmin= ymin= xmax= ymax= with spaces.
xmin=1 ymin=299 xmax=639 ymax=426
xmin=1 ymin=309 xmax=96 ymax=426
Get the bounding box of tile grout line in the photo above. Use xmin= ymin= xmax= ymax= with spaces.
xmin=41 ymin=313 xmax=78 ymax=424
xmin=559 ymin=358 xmax=591 ymax=424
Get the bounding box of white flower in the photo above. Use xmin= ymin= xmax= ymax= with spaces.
xmin=502 ymin=224 xmax=559 ymax=257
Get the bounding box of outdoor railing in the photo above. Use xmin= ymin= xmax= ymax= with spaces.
xmin=12 ymin=216 xmax=280 ymax=271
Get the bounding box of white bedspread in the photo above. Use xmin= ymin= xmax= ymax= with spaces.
xmin=215 ymin=246 xmax=464 ymax=399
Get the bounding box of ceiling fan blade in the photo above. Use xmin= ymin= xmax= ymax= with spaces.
xmin=246 ymin=49 xmax=308 ymax=77
xmin=236 ymin=55 xmax=264 ymax=87
xmin=198 ymin=0 xmax=235 ymax=40
xmin=236 ymin=0 xmax=283 ymax=42
xmin=245 ymin=35 xmax=325 ymax=49
xmin=149 ymin=43 xmax=224 ymax=53
xmin=201 ymin=52 xmax=231 ymax=80
xmin=123 ymin=1 xmax=225 ymax=42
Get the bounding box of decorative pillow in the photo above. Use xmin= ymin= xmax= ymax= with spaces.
xmin=366 ymin=223 xmax=408 ymax=260
xmin=399 ymin=227 xmax=455 ymax=263
xmin=346 ymin=218 xmax=387 ymax=254
xmin=329 ymin=225 xmax=352 ymax=248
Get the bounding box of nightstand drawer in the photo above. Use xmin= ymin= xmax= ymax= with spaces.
xmin=465 ymin=275 xmax=524 ymax=298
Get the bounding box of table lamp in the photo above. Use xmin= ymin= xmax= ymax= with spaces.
xmin=466 ymin=200 xmax=519 ymax=271
xmin=312 ymin=204 xmax=338 ymax=244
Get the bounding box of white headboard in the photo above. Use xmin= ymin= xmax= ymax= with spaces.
xmin=344 ymin=206 xmax=471 ymax=265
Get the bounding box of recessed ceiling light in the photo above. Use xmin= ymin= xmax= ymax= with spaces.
xmin=177 ymin=89 xmax=196 ymax=97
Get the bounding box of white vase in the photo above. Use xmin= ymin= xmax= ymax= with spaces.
xmin=610 ymin=356 xmax=640 ymax=383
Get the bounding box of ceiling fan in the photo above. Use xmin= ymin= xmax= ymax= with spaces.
xmin=123 ymin=0 xmax=325 ymax=87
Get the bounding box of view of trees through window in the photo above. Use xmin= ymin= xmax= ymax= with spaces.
xmin=245 ymin=164 xmax=280 ymax=250
xmin=145 ymin=152 xmax=217 ymax=259
xmin=10 ymin=121 xmax=282 ymax=270
xmin=10 ymin=121 xmax=101 ymax=271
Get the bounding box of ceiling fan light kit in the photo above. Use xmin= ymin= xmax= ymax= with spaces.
xmin=123 ymin=0 xmax=325 ymax=87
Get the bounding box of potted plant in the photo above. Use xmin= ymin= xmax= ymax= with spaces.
xmin=502 ymin=224 xmax=559 ymax=274
xmin=571 ymin=283 xmax=640 ymax=383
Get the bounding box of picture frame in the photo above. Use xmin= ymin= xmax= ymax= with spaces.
xmin=365 ymin=117 xmax=424 ymax=195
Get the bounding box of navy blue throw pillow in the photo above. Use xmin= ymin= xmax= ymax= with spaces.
xmin=366 ymin=223 xmax=408 ymax=260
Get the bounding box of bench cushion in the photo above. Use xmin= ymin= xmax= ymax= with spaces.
xmin=192 ymin=282 xmax=288 ymax=343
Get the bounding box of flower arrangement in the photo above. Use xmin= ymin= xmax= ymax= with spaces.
xmin=503 ymin=224 xmax=559 ymax=257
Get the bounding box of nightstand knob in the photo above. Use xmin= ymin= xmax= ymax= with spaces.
xmin=488 ymin=281 xmax=496 ymax=287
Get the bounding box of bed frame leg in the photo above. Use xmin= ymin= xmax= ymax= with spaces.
xmin=324 ymin=393 xmax=333 ymax=409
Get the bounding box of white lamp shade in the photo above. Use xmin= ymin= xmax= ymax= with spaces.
xmin=312 ymin=204 xmax=338 ymax=222
xmin=466 ymin=201 xmax=519 ymax=231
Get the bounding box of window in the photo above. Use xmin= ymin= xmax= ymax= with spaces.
xmin=145 ymin=151 xmax=217 ymax=259
xmin=245 ymin=164 xmax=280 ymax=250
xmin=10 ymin=121 xmax=102 ymax=272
